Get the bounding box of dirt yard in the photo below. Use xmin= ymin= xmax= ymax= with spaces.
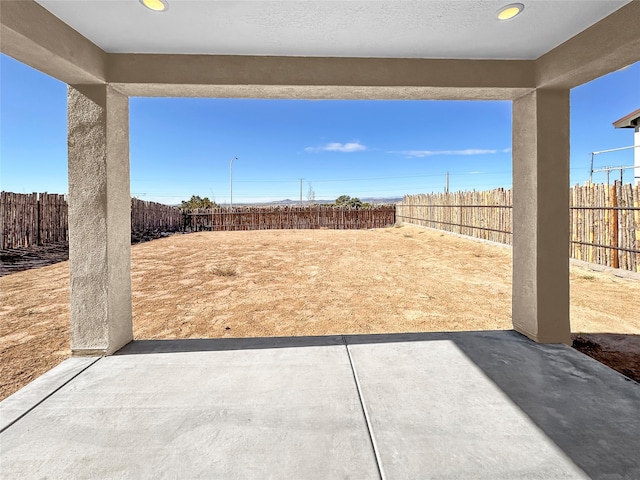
xmin=1 ymin=225 xmax=639 ymax=400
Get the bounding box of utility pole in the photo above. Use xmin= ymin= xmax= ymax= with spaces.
xmin=230 ymin=157 xmax=237 ymax=209
xmin=299 ymin=178 xmax=303 ymax=205
xmin=590 ymin=145 xmax=638 ymax=184
xmin=445 ymin=171 xmax=449 ymax=194
xmin=592 ymin=165 xmax=635 ymax=185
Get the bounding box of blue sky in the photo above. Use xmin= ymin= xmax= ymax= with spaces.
xmin=1 ymin=53 xmax=638 ymax=205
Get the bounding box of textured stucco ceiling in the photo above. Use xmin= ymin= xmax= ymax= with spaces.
xmin=34 ymin=0 xmax=629 ymax=59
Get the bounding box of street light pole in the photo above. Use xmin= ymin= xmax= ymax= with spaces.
xmin=299 ymin=178 xmax=303 ymax=205
xmin=230 ymin=157 xmax=237 ymax=209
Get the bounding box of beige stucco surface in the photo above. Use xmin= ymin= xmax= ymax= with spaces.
xmin=0 ymin=0 xmax=105 ymax=84
xmin=67 ymin=85 xmax=132 ymax=355
xmin=535 ymin=1 xmax=640 ymax=89
xmin=107 ymin=55 xmax=536 ymax=100
xmin=512 ymin=89 xmax=571 ymax=344
xmin=112 ymin=84 xmax=534 ymax=101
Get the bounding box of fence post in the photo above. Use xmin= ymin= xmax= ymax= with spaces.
xmin=611 ymin=182 xmax=619 ymax=269
xmin=36 ymin=193 xmax=41 ymax=246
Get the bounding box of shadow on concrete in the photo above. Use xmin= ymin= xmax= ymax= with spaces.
xmin=446 ymin=330 xmax=640 ymax=479
xmin=349 ymin=330 xmax=640 ymax=478
xmin=117 ymin=330 xmax=640 ymax=479
xmin=116 ymin=330 xmax=496 ymax=355
xmin=428 ymin=331 xmax=640 ymax=479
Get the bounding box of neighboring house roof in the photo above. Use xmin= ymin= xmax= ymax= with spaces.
xmin=613 ymin=108 xmax=640 ymax=128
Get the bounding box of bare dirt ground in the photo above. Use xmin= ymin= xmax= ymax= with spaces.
xmin=1 ymin=225 xmax=639 ymax=400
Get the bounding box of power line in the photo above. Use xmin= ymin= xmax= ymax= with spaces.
xmin=131 ymin=169 xmax=522 ymax=200
xmin=234 ymin=171 xmax=513 ymax=184
xmin=132 ymin=166 xmax=592 ymax=186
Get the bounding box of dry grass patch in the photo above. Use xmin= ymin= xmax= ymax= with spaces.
xmin=208 ymin=264 xmax=238 ymax=277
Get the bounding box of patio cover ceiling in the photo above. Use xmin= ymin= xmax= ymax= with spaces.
xmin=31 ymin=0 xmax=629 ymax=59
xmin=1 ymin=0 xmax=640 ymax=99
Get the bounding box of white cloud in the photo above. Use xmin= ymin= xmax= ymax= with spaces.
xmin=392 ymin=149 xmax=498 ymax=158
xmin=305 ymin=141 xmax=367 ymax=153
xmin=502 ymin=148 xmax=512 ymax=153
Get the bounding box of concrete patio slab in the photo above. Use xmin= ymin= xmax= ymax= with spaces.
xmin=346 ymin=330 xmax=640 ymax=480
xmin=1 ymin=331 xmax=639 ymax=479
xmin=347 ymin=334 xmax=586 ymax=479
xmin=0 ymin=336 xmax=378 ymax=479
xmin=0 ymin=356 xmax=98 ymax=432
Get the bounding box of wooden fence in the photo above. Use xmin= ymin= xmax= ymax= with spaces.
xmin=396 ymin=188 xmax=513 ymax=245
xmin=131 ymin=197 xmax=183 ymax=237
xmin=0 ymin=192 xmax=68 ymax=249
xmin=570 ymin=182 xmax=639 ymax=271
xmin=185 ymin=205 xmax=397 ymax=231
xmin=1 ymin=194 xmax=396 ymax=249
xmin=1 ymin=193 xmax=183 ymax=249
xmin=397 ymin=183 xmax=640 ymax=272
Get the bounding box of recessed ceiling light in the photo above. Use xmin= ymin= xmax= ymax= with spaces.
xmin=497 ymin=3 xmax=524 ymax=21
xmin=140 ymin=0 xmax=168 ymax=12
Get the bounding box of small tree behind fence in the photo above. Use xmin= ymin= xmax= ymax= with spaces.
xmin=397 ymin=182 xmax=640 ymax=272
xmin=185 ymin=205 xmax=397 ymax=231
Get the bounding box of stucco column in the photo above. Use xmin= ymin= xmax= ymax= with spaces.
xmin=512 ymin=88 xmax=571 ymax=344
xmin=67 ymin=85 xmax=132 ymax=355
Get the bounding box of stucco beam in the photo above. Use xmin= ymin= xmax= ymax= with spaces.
xmin=114 ymin=83 xmax=531 ymax=101
xmin=109 ymin=55 xmax=535 ymax=100
xmin=536 ymin=1 xmax=640 ymax=90
xmin=0 ymin=0 xmax=105 ymax=84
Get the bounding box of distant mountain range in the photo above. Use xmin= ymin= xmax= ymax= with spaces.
xmin=235 ymin=197 xmax=403 ymax=206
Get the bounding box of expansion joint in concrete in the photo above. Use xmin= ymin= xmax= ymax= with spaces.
xmin=0 ymin=357 xmax=101 ymax=435
xmin=342 ymin=336 xmax=385 ymax=480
